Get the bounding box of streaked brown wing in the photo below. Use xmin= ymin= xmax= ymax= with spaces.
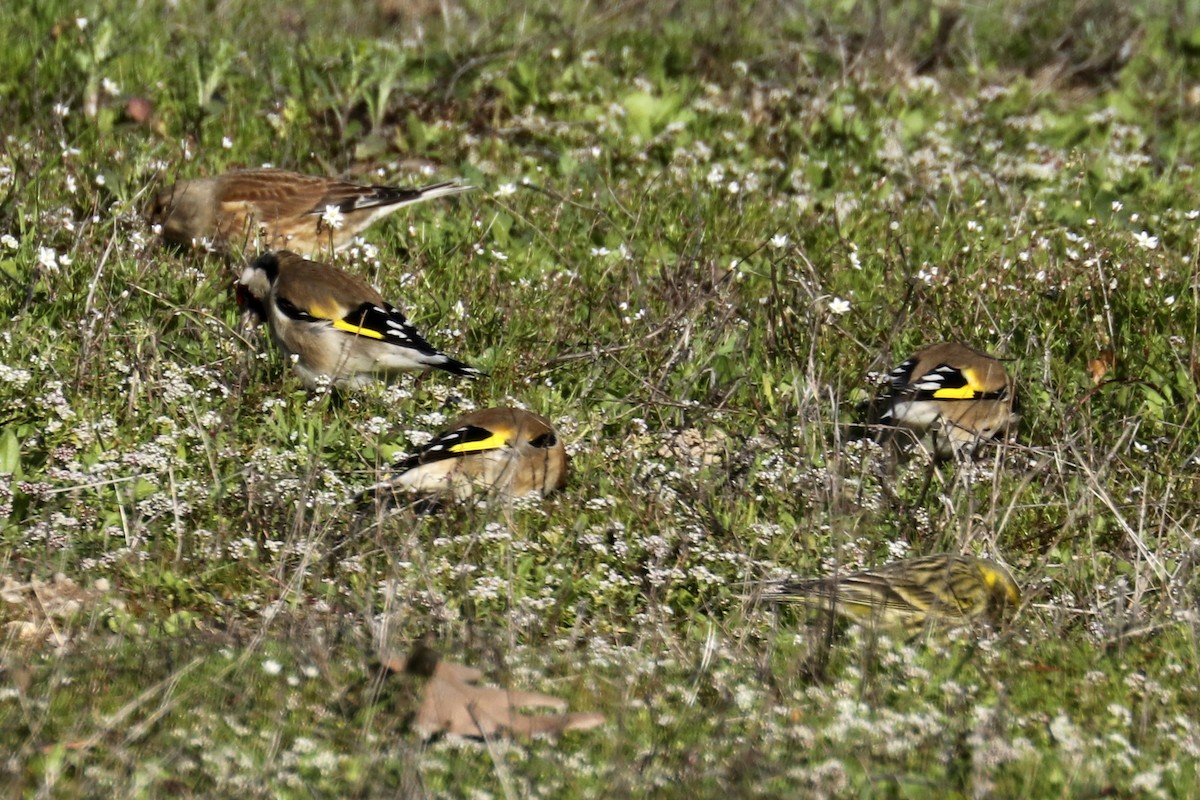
xmin=216 ymin=170 xmax=335 ymax=221
xmin=312 ymin=180 xmax=403 ymax=212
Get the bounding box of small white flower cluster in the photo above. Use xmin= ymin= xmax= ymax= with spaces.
xmin=0 ymin=364 xmax=32 ymax=388
xmin=37 ymin=246 xmax=71 ymax=273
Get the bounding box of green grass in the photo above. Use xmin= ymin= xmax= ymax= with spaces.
xmin=2 ymin=0 xmax=1199 ymax=796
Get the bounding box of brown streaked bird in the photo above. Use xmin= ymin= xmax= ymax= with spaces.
xmin=237 ymin=251 xmax=483 ymax=389
xmin=148 ymin=168 xmax=471 ymax=255
xmin=378 ymin=408 xmax=568 ymax=501
xmin=877 ymin=342 xmax=1017 ymax=459
xmin=761 ymin=554 xmax=1021 ymax=632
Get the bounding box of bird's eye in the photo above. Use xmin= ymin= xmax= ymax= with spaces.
xmin=146 ymin=191 xmax=173 ymax=222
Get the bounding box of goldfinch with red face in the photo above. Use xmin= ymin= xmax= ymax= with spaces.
xmin=878 ymin=342 xmax=1017 ymax=459
xmin=238 ymin=251 xmax=482 ymax=389
xmin=763 ymin=554 xmax=1021 ymax=632
xmin=380 ymin=408 xmax=568 ymax=500
xmin=149 ymin=168 xmax=470 ymax=255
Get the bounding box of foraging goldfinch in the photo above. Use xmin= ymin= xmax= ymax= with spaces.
xmin=878 ymin=342 xmax=1017 ymax=459
xmin=379 ymin=408 xmax=568 ymax=500
xmin=763 ymin=554 xmax=1021 ymax=632
xmin=148 ymin=168 xmax=471 ymax=255
xmin=238 ymin=251 xmax=483 ymax=388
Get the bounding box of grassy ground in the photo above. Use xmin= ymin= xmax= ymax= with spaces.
xmin=2 ymin=0 xmax=1199 ymax=796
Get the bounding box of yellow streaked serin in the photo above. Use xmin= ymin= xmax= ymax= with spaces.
xmin=765 ymin=554 xmax=1021 ymax=631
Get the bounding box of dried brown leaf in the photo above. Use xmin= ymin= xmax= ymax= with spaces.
xmin=382 ymin=645 xmax=605 ymax=740
xmin=1088 ymin=349 xmax=1116 ymax=384
xmin=1 ymin=574 xmax=117 ymax=649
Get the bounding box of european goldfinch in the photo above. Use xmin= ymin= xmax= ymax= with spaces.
xmin=763 ymin=554 xmax=1021 ymax=632
xmin=149 ymin=168 xmax=471 ymax=255
xmin=878 ymin=342 xmax=1017 ymax=459
xmin=379 ymin=408 xmax=568 ymax=500
xmin=238 ymin=251 xmax=482 ymax=388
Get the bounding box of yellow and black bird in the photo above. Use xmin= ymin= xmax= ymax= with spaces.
xmin=378 ymin=408 xmax=568 ymax=501
xmin=237 ymin=251 xmax=482 ymax=389
xmin=762 ymin=554 xmax=1021 ymax=632
xmin=149 ymin=168 xmax=470 ymax=255
xmin=878 ymin=342 xmax=1017 ymax=459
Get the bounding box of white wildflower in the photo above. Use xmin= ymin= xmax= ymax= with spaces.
xmin=828 ymin=297 xmax=851 ymax=316
xmin=37 ymin=247 xmax=60 ymax=272
xmin=1133 ymin=230 xmax=1158 ymax=250
xmin=320 ymin=205 xmax=345 ymax=230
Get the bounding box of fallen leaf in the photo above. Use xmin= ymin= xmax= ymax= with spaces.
xmin=382 ymin=644 xmax=605 ymax=740
xmin=124 ymin=97 xmax=153 ymax=125
xmin=1088 ymin=349 xmax=1115 ymax=384
xmin=657 ymin=427 xmax=729 ymax=467
xmin=1 ymin=573 xmax=117 ymax=649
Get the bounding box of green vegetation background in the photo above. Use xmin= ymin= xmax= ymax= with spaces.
xmin=1 ymin=0 xmax=1198 ymax=796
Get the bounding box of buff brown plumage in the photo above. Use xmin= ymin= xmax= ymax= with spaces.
xmin=238 ymin=251 xmax=482 ymax=389
xmin=878 ymin=342 xmax=1017 ymax=459
xmin=149 ymin=168 xmax=470 ymax=255
xmin=379 ymin=408 xmax=568 ymax=500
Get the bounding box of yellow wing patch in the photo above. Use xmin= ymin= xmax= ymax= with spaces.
xmin=930 ymin=366 xmax=985 ymax=399
xmin=331 ymin=319 xmax=385 ymax=339
xmin=931 ymin=384 xmax=979 ymax=400
xmin=305 ymin=300 xmax=346 ymax=321
xmin=447 ymin=429 xmax=512 ymax=455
